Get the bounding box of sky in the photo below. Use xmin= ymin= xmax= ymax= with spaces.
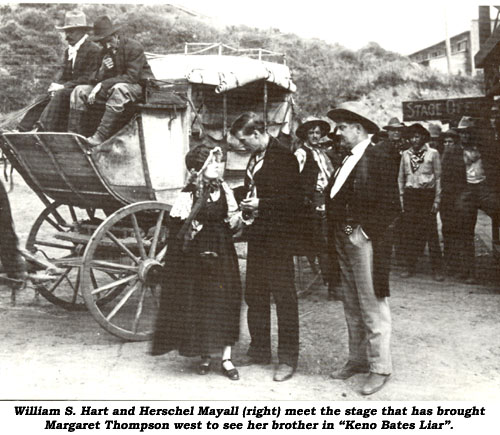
xmin=173 ymin=0 xmax=488 ymax=55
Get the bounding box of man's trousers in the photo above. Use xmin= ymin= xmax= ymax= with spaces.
xmin=245 ymin=241 xmax=299 ymax=368
xmin=335 ymin=224 xmax=392 ymax=375
xmin=38 ymin=87 xmax=74 ymax=131
xmin=402 ymin=188 xmax=442 ymax=273
xmin=455 ymin=182 xmax=500 ymax=278
xmin=70 ymin=83 xmax=143 ymax=113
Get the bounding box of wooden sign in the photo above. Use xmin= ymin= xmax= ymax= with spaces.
xmin=402 ymin=97 xmax=490 ymax=121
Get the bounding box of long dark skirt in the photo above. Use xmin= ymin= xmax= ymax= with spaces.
xmin=151 ymin=195 xmax=242 ymax=357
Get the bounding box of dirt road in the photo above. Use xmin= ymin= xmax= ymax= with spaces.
xmin=1 ymin=174 xmax=499 ymax=400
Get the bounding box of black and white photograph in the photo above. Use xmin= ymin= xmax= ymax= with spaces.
xmin=0 ymin=0 xmax=498 ymax=418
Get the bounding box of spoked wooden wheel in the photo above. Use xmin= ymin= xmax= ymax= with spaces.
xmin=26 ymin=201 xmax=100 ymax=311
xmin=80 ymin=201 xmax=170 ymax=341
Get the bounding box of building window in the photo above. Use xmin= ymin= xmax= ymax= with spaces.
xmin=457 ymin=41 xmax=467 ymax=51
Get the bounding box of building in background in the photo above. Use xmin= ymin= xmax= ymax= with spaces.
xmin=408 ymin=19 xmax=496 ymax=76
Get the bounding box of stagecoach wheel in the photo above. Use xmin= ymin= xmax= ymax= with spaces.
xmin=80 ymin=201 xmax=171 ymax=341
xmin=26 ymin=201 xmax=89 ymax=311
xmin=26 ymin=201 xmax=120 ymax=311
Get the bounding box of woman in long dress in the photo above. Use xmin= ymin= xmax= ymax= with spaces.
xmin=151 ymin=145 xmax=242 ymax=380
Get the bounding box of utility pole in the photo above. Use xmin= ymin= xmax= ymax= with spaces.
xmin=444 ymin=5 xmax=452 ymax=75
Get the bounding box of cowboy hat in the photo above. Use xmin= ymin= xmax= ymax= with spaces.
xmin=427 ymin=123 xmax=442 ymax=138
xmin=55 ymin=10 xmax=91 ymax=31
xmin=90 ymin=16 xmax=122 ymax=42
xmin=440 ymin=129 xmax=459 ymax=139
xmin=406 ymin=123 xmax=430 ymax=138
xmin=455 ymin=116 xmax=475 ymax=131
xmin=295 ymin=116 xmax=331 ymax=141
xmin=327 ymin=101 xmax=379 ymax=134
xmin=383 ymin=117 xmax=405 ymax=131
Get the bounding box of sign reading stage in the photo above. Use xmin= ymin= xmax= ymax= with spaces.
xmin=403 ymin=96 xmax=490 ymax=121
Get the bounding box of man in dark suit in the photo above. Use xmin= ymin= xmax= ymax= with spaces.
xmin=441 ymin=115 xmax=500 ymax=283
xmin=70 ymin=16 xmax=154 ymax=146
xmin=37 ymin=11 xmax=101 ymax=132
xmin=230 ymin=112 xmax=301 ymax=382
xmin=326 ymin=102 xmax=395 ymax=395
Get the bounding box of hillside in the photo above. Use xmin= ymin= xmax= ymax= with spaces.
xmin=0 ymin=3 xmax=483 ymax=125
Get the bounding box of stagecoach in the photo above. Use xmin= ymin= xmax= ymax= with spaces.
xmin=0 ymin=43 xmax=297 ymax=341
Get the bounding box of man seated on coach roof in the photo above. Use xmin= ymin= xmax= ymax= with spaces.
xmin=37 ymin=11 xmax=101 ymax=132
xmin=69 ymin=16 xmax=154 ymax=146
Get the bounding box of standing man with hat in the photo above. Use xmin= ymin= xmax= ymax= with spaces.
xmin=326 ymin=102 xmax=395 ymax=395
xmin=428 ymin=123 xmax=443 ymax=155
xmin=294 ymin=117 xmax=337 ymax=296
xmin=441 ymin=115 xmax=500 ymax=283
xmin=398 ymin=123 xmax=443 ymax=281
xmin=377 ymin=117 xmax=409 ymax=266
xmin=70 ymin=16 xmax=154 ymax=145
xmin=37 ymin=10 xmax=101 ymax=132
xmin=440 ymin=128 xmax=461 ymax=275
xmin=383 ymin=117 xmax=409 ymax=155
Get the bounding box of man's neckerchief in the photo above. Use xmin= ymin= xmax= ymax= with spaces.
xmin=409 ymin=146 xmax=426 ymax=173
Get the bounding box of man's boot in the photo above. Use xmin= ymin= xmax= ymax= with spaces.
xmin=67 ymin=109 xmax=85 ymax=134
xmin=86 ymin=108 xmax=125 ymax=147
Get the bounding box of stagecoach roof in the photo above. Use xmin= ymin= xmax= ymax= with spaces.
xmin=146 ymin=54 xmax=296 ymax=93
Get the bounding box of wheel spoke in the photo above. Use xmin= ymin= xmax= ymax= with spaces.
xmin=68 ymin=205 xmax=78 ymax=223
xmin=69 ymin=270 xmax=81 ymax=304
xmin=44 ymin=215 xmax=65 ymax=232
xmin=106 ymin=231 xmax=140 ymax=264
xmin=149 ymin=210 xmax=166 ymax=258
xmin=33 ymin=240 xmax=74 ymax=251
xmin=105 ymin=280 xmax=140 ymax=321
xmin=90 ymin=269 xmax=98 ymax=289
xmin=50 ymin=208 xmax=68 ymax=227
xmin=91 ymin=274 xmax=137 ymax=296
xmin=46 ymin=268 xmax=71 ymax=294
xmin=131 ymin=213 xmax=147 ymax=260
xmin=155 ymin=245 xmax=167 ymax=262
xmin=132 ymin=283 xmax=147 ymax=333
xmin=90 ymin=260 xmax=138 ymax=273
xmin=64 ymin=272 xmax=78 ymax=295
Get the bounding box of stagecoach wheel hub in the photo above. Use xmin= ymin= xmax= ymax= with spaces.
xmin=138 ymin=258 xmax=162 ymax=285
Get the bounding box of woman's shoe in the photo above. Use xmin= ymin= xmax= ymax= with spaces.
xmin=198 ymin=358 xmax=211 ymax=375
xmin=221 ymin=359 xmax=239 ymax=381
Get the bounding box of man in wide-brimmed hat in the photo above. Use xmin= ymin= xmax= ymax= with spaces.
xmin=375 ymin=116 xmax=409 ymax=268
xmin=383 ymin=116 xmax=409 ymax=153
xmin=37 ymin=10 xmax=101 ymax=132
xmin=294 ymin=116 xmax=336 ymax=297
xmin=440 ymin=113 xmax=500 ymax=283
xmin=428 ymin=123 xmax=444 ymax=155
xmin=70 ymin=15 xmax=154 ymax=145
xmin=398 ymin=123 xmax=443 ymax=281
xmin=440 ymin=128 xmax=461 ymax=277
xmin=325 ymin=101 xmax=395 ymax=395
